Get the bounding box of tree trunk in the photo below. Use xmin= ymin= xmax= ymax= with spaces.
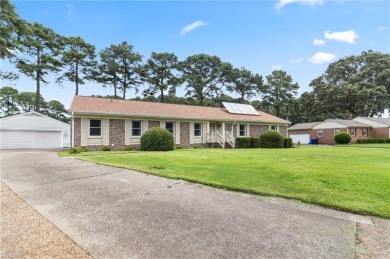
xmin=35 ymin=50 xmax=41 ymax=112
xmin=75 ymin=62 xmax=79 ymax=95
xmin=160 ymin=88 xmax=164 ymax=103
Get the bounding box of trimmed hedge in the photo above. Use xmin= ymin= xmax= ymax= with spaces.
xmin=141 ymin=127 xmax=174 ymax=151
xmin=236 ymin=137 xmax=251 ymax=148
xmin=357 ymin=138 xmax=390 ymax=144
xmin=260 ymin=130 xmax=284 ymax=148
xmin=250 ymin=137 xmax=261 ymax=148
xmin=334 ymin=132 xmax=352 ymax=144
xmin=284 ymin=137 xmax=293 ymax=148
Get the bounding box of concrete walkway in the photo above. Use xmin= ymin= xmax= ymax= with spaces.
xmin=0 ymin=150 xmax=374 ymax=258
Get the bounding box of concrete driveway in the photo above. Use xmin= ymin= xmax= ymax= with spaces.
xmin=0 ymin=150 xmax=371 ymax=258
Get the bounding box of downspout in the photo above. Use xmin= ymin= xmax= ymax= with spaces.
xmin=231 ymin=120 xmax=237 ymax=148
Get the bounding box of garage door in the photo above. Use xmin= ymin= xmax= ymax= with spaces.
xmin=0 ymin=130 xmax=62 ymax=149
xmin=289 ymin=134 xmax=310 ymax=144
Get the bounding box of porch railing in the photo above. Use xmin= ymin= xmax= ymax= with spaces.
xmin=225 ymin=131 xmax=235 ymax=149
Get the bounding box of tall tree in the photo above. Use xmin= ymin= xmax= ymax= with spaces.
xmin=261 ymin=70 xmax=299 ymax=118
xmin=0 ymin=86 xmax=20 ymax=116
xmin=142 ymin=52 xmax=182 ymax=103
xmin=309 ymin=50 xmax=390 ymax=117
xmin=16 ymin=22 xmax=63 ymax=112
xmin=43 ymin=100 xmax=69 ymax=123
xmin=226 ymin=67 xmax=263 ymax=103
xmin=57 ymin=36 xmax=96 ymax=95
xmin=17 ymin=91 xmax=45 ymax=112
xmin=179 ymin=54 xmax=232 ymax=105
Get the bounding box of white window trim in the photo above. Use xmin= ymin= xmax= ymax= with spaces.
xmin=317 ymin=129 xmax=323 ymax=138
xmin=270 ymin=125 xmax=278 ymax=131
xmin=194 ymin=122 xmax=202 ymax=137
xmin=362 ymin=128 xmax=368 ymax=137
xmin=350 ymin=127 xmax=355 ymax=136
xmin=334 ymin=128 xmax=341 ymax=135
xmin=131 ymin=120 xmax=142 ymax=138
xmin=89 ymin=119 xmax=102 ymax=138
xmin=165 ymin=122 xmax=175 ymax=135
xmin=239 ymin=124 xmax=247 ymax=137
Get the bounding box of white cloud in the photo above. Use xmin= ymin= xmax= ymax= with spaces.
xmin=181 ymin=20 xmax=208 ymax=35
xmin=307 ymin=52 xmax=336 ymax=64
xmin=313 ymin=38 xmax=325 ymax=46
xmin=290 ymin=58 xmax=303 ymax=64
xmin=377 ymin=25 xmax=387 ymax=31
xmin=272 ymin=65 xmax=283 ymax=70
xmin=324 ymin=30 xmax=359 ymax=44
xmin=66 ymin=4 xmax=75 ymax=16
xmin=276 ymin=0 xmax=323 ymax=9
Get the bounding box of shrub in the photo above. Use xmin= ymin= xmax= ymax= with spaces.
xmin=124 ymin=146 xmax=133 ymax=151
xmin=334 ymin=132 xmax=352 ymax=144
xmin=356 ymin=139 xmax=365 ymax=144
xmin=80 ymin=146 xmax=88 ymax=152
xmin=284 ymin=137 xmax=293 ymax=148
xmin=260 ymin=130 xmax=284 ymax=148
xmin=141 ymin=127 xmax=174 ymax=151
xmin=386 ymin=138 xmax=390 ymax=143
xmin=68 ymin=147 xmax=81 ymax=154
xmin=102 ymin=146 xmax=111 ymax=151
xmin=175 ymin=145 xmax=184 ymax=150
xmin=250 ymin=138 xmax=261 ymax=148
xmin=236 ymin=137 xmax=251 ymax=148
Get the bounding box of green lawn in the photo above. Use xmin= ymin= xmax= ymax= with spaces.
xmin=61 ymin=146 xmax=390 ymax=218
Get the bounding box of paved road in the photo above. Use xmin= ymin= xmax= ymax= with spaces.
xmin=0 ymin=150 xmax=370 ymax=258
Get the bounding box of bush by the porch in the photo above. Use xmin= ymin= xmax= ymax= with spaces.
xmin=236 ymin=137 xmax=251 ymax=148
xmin=334 ymin=132 xmax=352 ymax=144
xmin=260 ymin=130 xmax=284 ymax=148
xmin=284 ymin=137 xmax=293 ymax=148
xmin=141 ymin=127 xmax=174 ymax=151
xmin=250 ymin=138 xmax=261 ymax=148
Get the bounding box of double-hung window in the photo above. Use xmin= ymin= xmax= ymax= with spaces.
xmin=362 ymin=128 xmax=368 ymax=137
xmin=271 ymin=125 xmax=277 ymax=131
xmin=165 ymin=122 xmax=174 ymax=135
xmin=89 ymin=119 xmax=101 ymax=136
xmin=194 ymin=123 xmax=202 ymax=137
xmin=132 ymin=121 xmax=142 ymax=136
xmin=350 ymin=127 xmax=355 ymax=136
xmin=317 ymin=129 xmax=323 ymax=137
xmin=239 ymin=124 xmax=246 ymax=137
xmin=334 ymin=128 xmax=340 ymax=135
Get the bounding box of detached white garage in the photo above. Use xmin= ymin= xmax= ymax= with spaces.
xmin=0 ymin=112 xmax=70 ymax=149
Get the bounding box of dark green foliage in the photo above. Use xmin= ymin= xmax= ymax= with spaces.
xmin=250 ymin=138 xmax=261 ymax=148
xmin=284 ymin=137 xmax=293 ymax=148
xmin=357 ymin=138 xmax=390 ymax=144
xmin=260 ymin=130 xmax=284 ymax=148
xmin=141 ymin=127 xmax=174 ymax=151
xmin=124 ymin=146 xmax=133 ymax=151
xmin=334 ymin=132 xmax=352 ymax=144
xmin=236 ymin=137 xmax=251 ymax=148
xmin=68 ymin=146 xmax=88 ymax=154
xmin=102 ymin=146 xmax=111 ymax=151
xmin=175 ymin=145 xmax=184 ymax=149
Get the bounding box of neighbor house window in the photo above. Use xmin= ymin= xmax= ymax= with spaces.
xmin=334 ymin=128 xmax=340 ymax=135
xmin=239 ymin=124 xmax=246 ymax=137
xmin=317 ymin=129 xmax=323 ymax=137
xmin=362 ymin=128 xmax=368 ymax=137
xmin=165 ymin=122 xmax=174 ymax=135
xmin=271 ymin=125 xmax=277 ymax=131
xmin=350 ymin=127 xmax=355 ymax=136
xmin=194 ymin=123 xmax=202 ymax=136
xmin=132 ymin=121 xmax=142 ymax=136
xmin=89 ymin=119 xmax=101 ymax=136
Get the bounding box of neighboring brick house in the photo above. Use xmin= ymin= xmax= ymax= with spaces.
xmin=288 ymin=120 xmax=372 ymax=145
xmin=70 ymin=96 xmax=289 ymax=150
xmin=353 ymin=117 xmax=390 ymax=138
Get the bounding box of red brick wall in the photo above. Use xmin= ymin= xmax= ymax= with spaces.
xmin=372 ymin=127 xmax=389 ymax=138
xmin=180 ymin=122 xmax=190 ymax=148
xmin=148 ymin=121 xmax=160 ymax=128
xmin=279 ymin=126 xmax=287 ymax=137
xmin=349 ymin=127 xmax=371 ymax=143
xmin=249 ymin=125 xmax=269 ymax=137
xmin=73 ymin=118 xmax=81 ymax=147
xmin=109 ymin=119 xmax=125 ymax=150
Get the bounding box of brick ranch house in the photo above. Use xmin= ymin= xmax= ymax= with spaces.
xmin=353 ymin=117 xmax=390 ymax=138
xmin=288 ymin=119 xmax=373 ymax=145
xmin=70 ymin=96 xmax=289 ymax=150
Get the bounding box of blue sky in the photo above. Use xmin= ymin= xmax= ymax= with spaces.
xmin=3 ymin=0 xmax=390 ymax=109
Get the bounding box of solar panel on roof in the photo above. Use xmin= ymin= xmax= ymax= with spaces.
xmin=222 ymin=102 xmax=259 ymax=116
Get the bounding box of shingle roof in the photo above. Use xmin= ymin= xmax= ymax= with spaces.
xmin=328 ymin=119 xmax=370 ymax=127
xmin=359 ymin=117 xmax=390 ymax=126
xmin=70 ymin=96 xmax=289 ymax=124
xmin=288 ymin=122 xmax=321 ymax=130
